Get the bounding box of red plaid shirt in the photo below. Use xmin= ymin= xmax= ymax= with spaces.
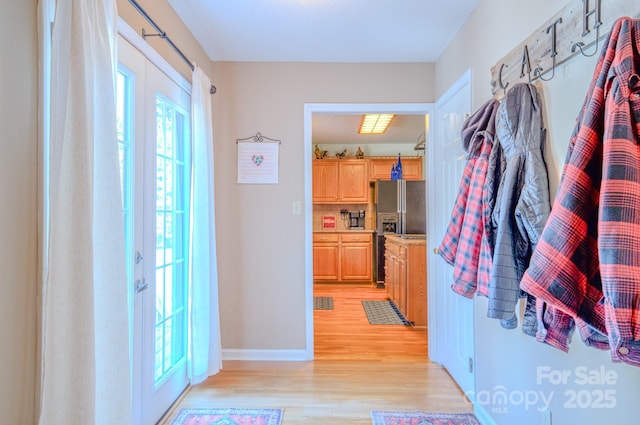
xmin=439 ymin=100 xmax=499 ymax=298
xmin=521 ymin=17 xmax=640 ymax=367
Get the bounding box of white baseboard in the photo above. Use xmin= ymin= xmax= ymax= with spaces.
xmin=474 ymin=402 xmax=497 ymax=425
xmin=222 ymin=348 xmax=309 ymax=361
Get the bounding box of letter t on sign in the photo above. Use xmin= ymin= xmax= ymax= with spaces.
xmin=546 ymin=18 xmax=563 ymax=58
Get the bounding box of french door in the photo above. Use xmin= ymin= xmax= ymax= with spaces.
xmin=117 ymin=35 xmax=191 ymax=425
xmin=427 ymin=70 xmax=474 ymax=397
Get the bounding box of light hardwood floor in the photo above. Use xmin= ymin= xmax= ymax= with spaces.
xmin=161 ymin=283 xmax=471 ymax=424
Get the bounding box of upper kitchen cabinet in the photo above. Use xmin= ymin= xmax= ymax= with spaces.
xmin=338 ymin=160 xmax=369 ymax=202
xmin=312 ymin=160 xmax=339 ymax=202
xmin=313 ymin=159 xmax=369 ymax=203
xmin=369 ymin=156 xmax=423 ymax=181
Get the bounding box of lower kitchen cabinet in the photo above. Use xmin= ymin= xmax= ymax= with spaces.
xmin=313 ymin=233 xmax=339 ymax=280
xmin=313 ymin=232 xmax=372 ymax=282
xmin=384 ymin=235 xmax=427 ymax=327
xmin=340 ymin=233 xmax=372 ymax=280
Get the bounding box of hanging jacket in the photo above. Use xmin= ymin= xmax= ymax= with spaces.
xmin=439 ymin=99 xmax=500 ymax=298
xmin=521 ymin=17 xmax=640 ymax=367
xmin=489 ymin=82 xmax=551 ymax=333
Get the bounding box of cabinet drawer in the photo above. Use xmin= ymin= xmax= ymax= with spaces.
xmin=341 ymin=233 xmax=372 ymax=243
xmin=314 ymin=233 xmax=339 ymax=243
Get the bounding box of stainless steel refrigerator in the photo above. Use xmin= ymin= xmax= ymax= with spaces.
xmin=374 ymin=179 xmax=426 ymax=285
xmin=375 ymin=179 xmax=426 ymax=234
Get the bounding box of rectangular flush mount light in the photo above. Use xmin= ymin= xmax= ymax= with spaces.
xmin=358 ymin=114 xmax=395 ymax=134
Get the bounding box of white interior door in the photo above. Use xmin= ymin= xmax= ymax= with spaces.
xmin=117 ymin=35 xmax=191 ymax=425
xmin=427 ymin=70 xmax=474 ymax=396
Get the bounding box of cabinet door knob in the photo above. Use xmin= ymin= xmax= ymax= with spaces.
xmin=433 ymin=248 xmax=439 ymax=255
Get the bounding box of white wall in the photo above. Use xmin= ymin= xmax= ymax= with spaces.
xmin=0 ymin=1 xmax=38 ymax=423
xmin=117 ymin=0 xmax=435 ymax=355
xmin=209 ymin=61 xmax=434 ymax=351
xmin=436 ymin=1 xmax=640 ymax=423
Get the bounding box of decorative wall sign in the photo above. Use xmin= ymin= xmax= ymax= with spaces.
xmin=322 ymin=215 xmax=336 ymax=230
xmin=490 ymin=0 xmax=640 ymax=98
xmin=236 ymin=132 xmax=281 ymax=184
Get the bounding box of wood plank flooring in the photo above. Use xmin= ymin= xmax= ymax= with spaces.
xmin=313 ymin=283 xmax=428 ymax=361
xmin=160 ymin=283 xmax=471 ymax=424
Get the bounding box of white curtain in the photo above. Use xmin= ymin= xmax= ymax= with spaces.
xmin=40 ymin=0 xmax=131 ymax=424
xmin=188 ymin=66 xmax=222 ymax=384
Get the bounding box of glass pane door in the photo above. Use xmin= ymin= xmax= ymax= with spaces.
xmin=118 ymin=34 xmax=191 ymax=425
xmin=154 ymin=96 xmax=188 ymax=383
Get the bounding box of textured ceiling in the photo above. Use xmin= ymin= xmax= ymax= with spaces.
xmin=167 ymin=0 xmax=477 ymax=145
xmin=168 ymin=0 xmax=479 ymax=63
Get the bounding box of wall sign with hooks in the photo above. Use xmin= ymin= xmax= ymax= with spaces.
xmin=490 ymin=0 xmax=639 ymax=99
xmin=236 ymin=132 xmax=281 ymax=184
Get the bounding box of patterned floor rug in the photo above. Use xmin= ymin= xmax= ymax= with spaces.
xmin=170 ymin=408 xmax=283 ymax=425
xmin=371 ymin=411 xmax=480 ymax=425
xmin=361 ymin=300 xmax=410 ymax=325
xmin=313 ymin=296 xmax=334 ymax=310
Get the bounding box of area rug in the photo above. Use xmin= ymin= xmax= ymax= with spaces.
xmin=371 ymin=411 xmax=480 ymax=425
xmin=314 ymin=296 xmax=334 ymax=310
xmin=361 ymin=300 xmax=410 ymax=325
xmin=170 ymin=408 xmax=283 ymax=425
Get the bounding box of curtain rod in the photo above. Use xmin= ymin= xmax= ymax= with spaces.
xmin=128 ymin=0 xmax=217 ymax=94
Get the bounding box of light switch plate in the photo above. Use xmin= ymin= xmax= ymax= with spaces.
xmin=292 ymin=200 xmax=301 ymax=215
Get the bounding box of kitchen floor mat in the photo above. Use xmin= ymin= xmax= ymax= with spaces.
xmin=314 ymin=296 xmax=334 ymax=310
xmin=361 ymin=300 xmax=410 ymax=325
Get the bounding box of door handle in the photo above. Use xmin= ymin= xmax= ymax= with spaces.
xmin=135 ymin=251 xmax=143 ymax=264
xmin=135 ymin=278 xmax=149 ymax=293
xmin=433 ymin=247 xmax=439 ymax=255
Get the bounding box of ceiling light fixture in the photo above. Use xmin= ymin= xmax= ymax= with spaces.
xmin=358 ymin=114 xmax=395 ymax=134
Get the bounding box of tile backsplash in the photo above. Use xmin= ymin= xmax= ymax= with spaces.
xmin=313 ymin=203 xmax=376 ymax=231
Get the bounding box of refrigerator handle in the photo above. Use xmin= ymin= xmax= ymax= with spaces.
xmin=396 ymin=180 xmax=401 ymax=214
xmin=403 ymin=180 xmax=407 ymax=213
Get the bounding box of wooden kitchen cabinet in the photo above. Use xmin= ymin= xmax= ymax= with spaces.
xmin=312 ymin=159 xmax=369 ymax=203
xmin=312 ymin=160 xmax=339 ymax=202
xmin=313 ymin=233 xmax=339 ymax=280
xmin=398 ymin=245 xmax=408 ymax=317
xmin=384 ymin=239 xmax=406 ymax=316
xmin=338 ymin=160 xmax=369 ymax=202
xmin=313 ymin=232 xmax=372 ymax=282
xmin=340 ymin=233 xmax=372 ymax=281
xmin=384 ymin=235 xmax=427 ymax=327
xmin=369 ymin=156 xmax=423 ymax=181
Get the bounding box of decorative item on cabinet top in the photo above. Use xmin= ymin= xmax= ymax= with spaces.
xmin=314 ymin=144 xmax=328 ymax=159
xmin=335 ymin=148 xmax=347 ymax=159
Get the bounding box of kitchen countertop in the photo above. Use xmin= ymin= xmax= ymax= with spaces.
xmin=314 ymin=229 xmax=375 ymax=233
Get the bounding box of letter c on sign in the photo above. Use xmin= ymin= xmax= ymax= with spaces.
xmin=498 ymin=63 xmax=509 ymax=92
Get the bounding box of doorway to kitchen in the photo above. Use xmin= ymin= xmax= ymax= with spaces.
xmin=303 ymin=103 xmax=432 ymax=359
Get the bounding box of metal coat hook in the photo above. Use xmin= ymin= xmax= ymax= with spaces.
xmin=533 ymin=56 xmax=557 ymax=82
xmin=532 ymin=16 xmax=561 ymax=83
xmin=571 ymin=26 xmax=601 ymax=58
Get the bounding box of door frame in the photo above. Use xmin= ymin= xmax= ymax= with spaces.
xmin=303 ymin=103 xmax=432 ymax=359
